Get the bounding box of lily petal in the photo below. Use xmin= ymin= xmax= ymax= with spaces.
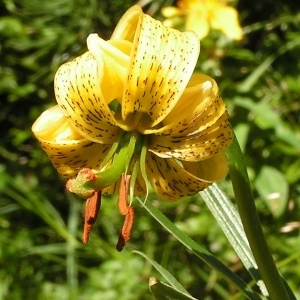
xmin=146 ymin=152 xmax=228 ymax=201
xmin=54 ymin=34 xmax=132 ymax=144
xmin=144 ymin=74 xmax=223 ymax=135
xmin=148 ymin=112 xmax=232 ymax=161
xmin=87 ymin=34 xmax=131 ymax=103
xmin=161 ymin=6 xmax=181 ymax=18
xmin=210 ymin=5 xmax=243 ymax=40
xmin=32 ymin=105 xmax=111 ymax=177
xmin=147 ymin=73 xmax=233 ymax=161
xmin=111 ymin=5 xmax=200 ymax=129
xmin=186 ymin=10 xmax=210 ymax=40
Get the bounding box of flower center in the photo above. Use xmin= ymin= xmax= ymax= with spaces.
xmin=66 ymin=129 xmax=147 ymax=198
xmin=66 ymin=129 xmax=148 ymax=251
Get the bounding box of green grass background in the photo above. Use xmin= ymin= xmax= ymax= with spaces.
xmin=0 ymin=0 xmax=299 ymax=299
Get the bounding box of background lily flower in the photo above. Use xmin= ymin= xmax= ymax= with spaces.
xmin=32 ymin=5 xmax=233 ymax=201
xmin=162 ymin=0 xmax=243 ymax=40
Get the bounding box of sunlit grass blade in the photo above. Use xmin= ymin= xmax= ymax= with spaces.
xmin=149 ymin=277 xmax=198 ymax=300
xmin=133 ymin=250 xmax=195 ymax=297
xmin=136 ymin=197 xmax=262 ymax=300
xmin=200 ymin=184 xmax=267 ymax=296
xmin=237 ymin=38 xmax=300 ymax=93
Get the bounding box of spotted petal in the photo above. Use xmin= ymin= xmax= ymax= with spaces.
xmin=32 ymin=105 xmax=111 ymax=177
xmin=144 ymin=74 xmax=222 ymax=135
xmin=146 ymin=152 xmax=228 ymax=201
xmin=54 ymin=34 xmax=132 ymax=144
xmin=147 ymin=74 xmax=233 ymax=161
xmin=112 ymin=5 xmax=200 ymax=129
xmin=149 ymin=113 xmax=232 ymax=162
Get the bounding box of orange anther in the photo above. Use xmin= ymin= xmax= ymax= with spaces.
xmin=116 ymin=205 xmax=135 ymax=252
xmin=82 ymin=191 xmax=101 ymax=244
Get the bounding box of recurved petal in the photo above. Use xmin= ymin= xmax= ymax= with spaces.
xmin=32 ymin=106 xmax=111 ymax=177
xmin=147 ymin=73 xmax=233 ymax=161
xmin=149 ymin=111 xmax=233 ymax=161
xmin=54 ymin=34 xmax=130 ymax=144
xmin=87 ymin=34 xmax=131 ymax=103
xmin=110 ymin=5 xmax=141 ymax=41
xmin=111 ymin=5 xmax=200 ymax=129
xmin=146 ymin=152 xmax=228 ymax=201
xmin=144 ymin=74 xmax=223 ymax=136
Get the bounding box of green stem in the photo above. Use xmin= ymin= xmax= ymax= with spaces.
xmin=225 ymin=134 xmax=292 ymax=300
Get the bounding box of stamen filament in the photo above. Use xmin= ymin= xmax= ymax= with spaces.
xmin=118 ymin=173 xmax=131 ymax=215
xmin=139 ymin=139 xmax=149 ymax=202
xmin=129 ymin=158 xmax=139 ymax=206
xmin=99 ymin=140 xmax=120 ymax=169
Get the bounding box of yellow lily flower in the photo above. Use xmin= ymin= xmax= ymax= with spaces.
xmin=162 ymin=0 xmax=243 ymax=40
xmin=32 ymin=5 xmax=233 ymax=249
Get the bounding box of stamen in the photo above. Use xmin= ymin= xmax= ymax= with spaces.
xmin=116 ymin=206 xmax=135 ymax=252
xmin=82 ymin=191 xmax=102 ymax=244
xmin=140 ymin=141 xmax=149 ymax=203
xmin=129 ymin=158 xmax=139 ymax=206
xmin=118 ymin=173 xmax=131 ymax=215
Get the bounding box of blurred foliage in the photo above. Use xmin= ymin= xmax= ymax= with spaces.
xmin=0 ymin=0 xmax=300 ymax=299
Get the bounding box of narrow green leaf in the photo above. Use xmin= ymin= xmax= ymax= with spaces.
xmin=237 ymin=38 xmax=300 ymax=93
xmin=237 ymin=54 xmax=276 ymax=93
xmin=200 ymin=184 xmax=268 ymax=296
xmin=133 ymin=250 xmax=192 ymax=296
xmin=149 ymin=277 xmax=198 ymax=300
xmin=136 ymin=197 xmax=262 ymax=300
